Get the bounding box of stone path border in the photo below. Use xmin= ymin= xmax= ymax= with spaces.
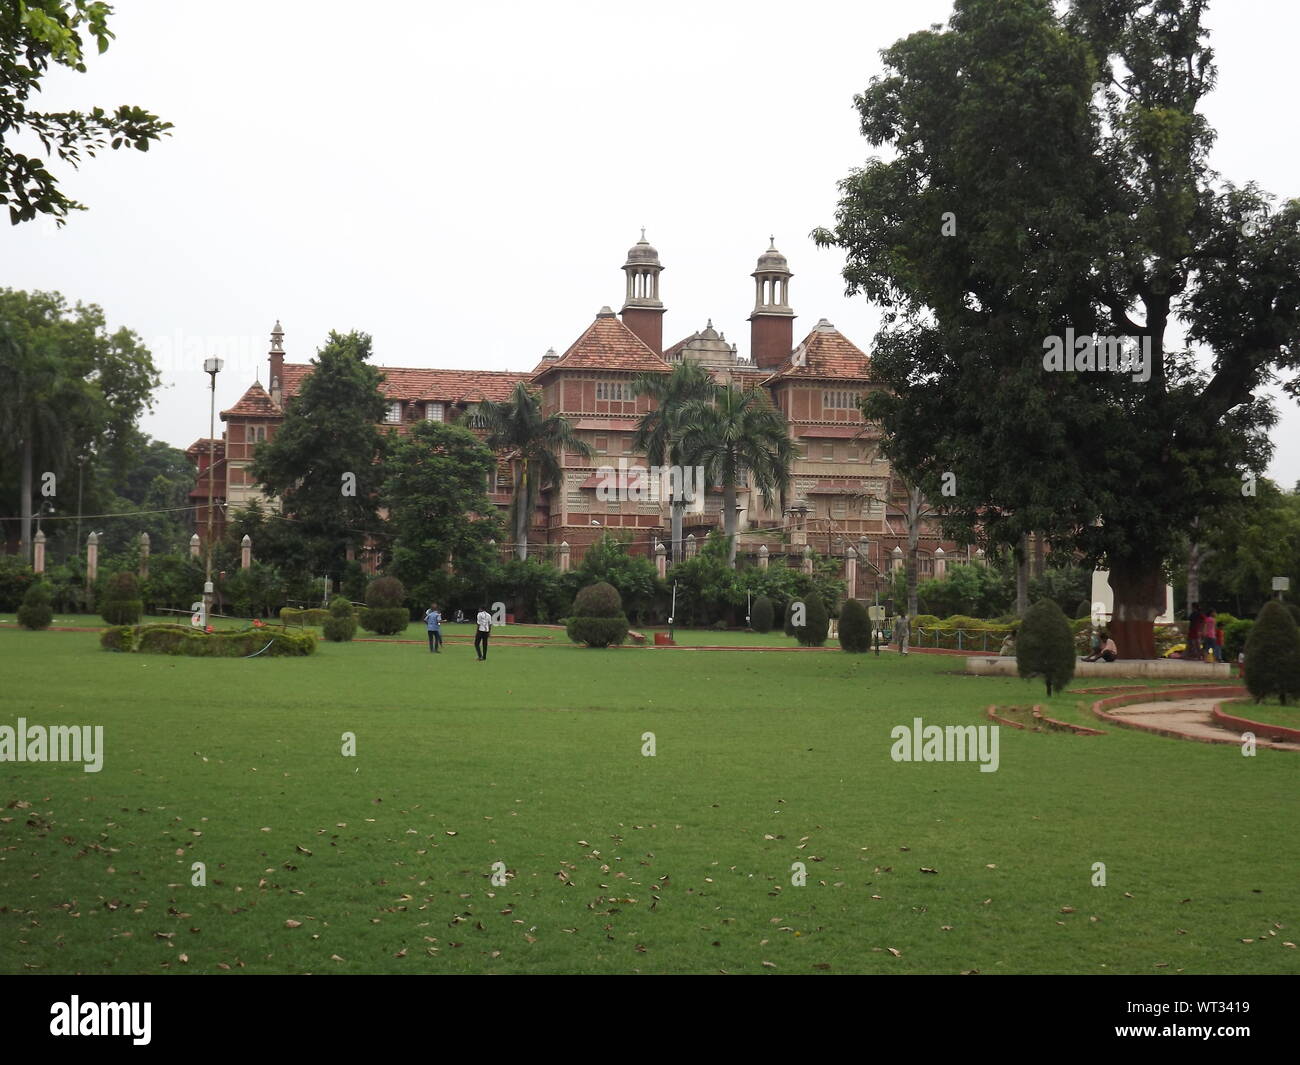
xmin=1089 ymin=685 xmax=1300 ymax=751
xmin=1210 ymin=702 xmax=1300 ymax=744
xmin=985 ymin=705 xmax=1106 ymax=735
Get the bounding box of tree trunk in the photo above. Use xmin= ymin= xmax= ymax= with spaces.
xmin=1033 ymin=532 xmax=1044 ymax=580
xmin=1108 ymin=558 xmax=1165 ymax=660
xmin=1185 ymin=540 xmax=1211 ymax=616
xmin=514 ymin=461 xmax=528 ymax=561
xmin=723 ymin=480 xmax=737 ymax=567
xmin=906 ymin=486 xmax=921 ymax=617
xmin=20 ymin=427 xmax=33 ymax=564
xmin=671 ymin=500 xmax=684 ymax=565
xmin=1015 ymin=534 xmax=1029 ymax=616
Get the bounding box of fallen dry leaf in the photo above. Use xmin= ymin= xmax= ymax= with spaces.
xmin=284 ymin=919 xmax=302 ymax=929
xmin=886 ymin=947 xmax=902 ymax=957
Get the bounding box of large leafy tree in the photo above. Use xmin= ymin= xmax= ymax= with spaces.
xmin=815 ymin=0 xmax=1298 ymax=658
xmin=631 ymin=361 xmax=715 ymax=564
xmin=0 ymin=288 xmax=158 ymax=561
xmin=250 ymin=330 xmax=387 ymax=576
xmin=677 ymin=383 xmax=795 ymax=567
xmin=2 ymin=0 xmax=171 ymax=225
xmin=381 ymin=420 xmax=501 ymax=593
xmin=469 ymin=381 xmax=592 ymax=561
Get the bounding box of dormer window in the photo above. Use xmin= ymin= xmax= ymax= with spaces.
xmin=425 ymin=402 xmax=444 ymax=422
xmin=384 ymin=402 xmax=402 ymax=424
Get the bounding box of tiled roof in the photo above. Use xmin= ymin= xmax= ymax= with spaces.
xmin=221 ymin=382 xmax=280 ymax=419
xmin=533 ymin=313 xmax=672 ymax=381
xmin=185 ymin=437 xmax=225 ymax=457
xmin=279 ymin=363 xmax=530 ymax=405
xmin=763 ymin=321 xmax=872 ymax=383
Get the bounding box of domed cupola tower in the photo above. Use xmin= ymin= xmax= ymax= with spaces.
xmin=748 ymin=237 xmax=795 ymax=368
xmin=620 ymin=229 xmax=665 ymax=355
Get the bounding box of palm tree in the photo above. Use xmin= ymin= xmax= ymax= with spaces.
xmin=631 ymin=361 xmax=715 ymax=564
xmin=468 ymin=382 xmax=593 ymax=561
xmin=677 ymin=383 xmax=795 ymax=567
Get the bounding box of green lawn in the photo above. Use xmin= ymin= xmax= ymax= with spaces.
xmin=0 ymin=626 xmax=1294 ymax=974
xmin=1218 ymin=697 xmax=1300 ymax=730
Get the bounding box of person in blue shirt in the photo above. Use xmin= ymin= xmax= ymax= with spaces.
xmin=423 ymin=603 xmax=443 ymax=653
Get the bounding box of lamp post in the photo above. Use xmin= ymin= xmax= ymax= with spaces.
xmin=203 ymin=356 xmax=224 ymax=623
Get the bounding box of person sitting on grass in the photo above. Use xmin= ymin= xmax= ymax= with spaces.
xmin=1084 ymin=631 xmax=1118 ymax=663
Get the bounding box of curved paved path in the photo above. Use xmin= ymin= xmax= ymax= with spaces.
xmin=1103 ymin=695 xmax=1300 ymax=751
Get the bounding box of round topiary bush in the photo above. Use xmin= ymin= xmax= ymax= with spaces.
xmin=788 ymin=595 xmax=829 ymax=647
xmin=566 ymin=581 xmax=629 ymax=647
xmin=750 ymin=595 xmax=774 ymax=633
xmin=101 ymin=571 xmax=143 ymax=626
xmin=838 ymin=599 xmax=871 ymax=653
xmin=323 ymin=595 xmax=357 ymax=642
xmin=1016 ymin=598 xmax=1076 ymax=695
xmin=572 ymin=581 xmax=622 ymax=618
xmin=365 ymin=576 xmax=407 ymax=609
xmin=1243 ymin=601 xmax=1300 ymax=704
xmin=359 ymin=606 xmax=409 ymax=636
xmin=17 ymin=580 xmax=53 ymax=630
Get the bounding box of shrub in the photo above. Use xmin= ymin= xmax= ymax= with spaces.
xmin=280 ymin=607 xmax=331 ymax=628
xmin=1224 ymin=618 xmax=1254 ymax=659
xmin=101 ymin=623 xmax=316 ymax=657
xmin=572 ymin=581 xmax=622 ymax=618
xmin=100 ymin=572 xmax=144 ymax=625
xmin=567 ymin=580 xmax=629 ymax=647
xmin=788 ymin=595 xmax=829 ymax=647
xmin=0 ymin=556 xmax=36 ymax=611
xmin=1244 ymin=601 xmax=1300 ymax=704
xmin=1016 ymin=599 xmax=1076 ymax=695
xmin=17 ymin=580 xmax=53 ymax=630
xmin=566 ymin=615 xmax=630 ymax=648
xmin=750 ymin=596 xmax=774 ymax=633
xmin=838 ymin=599 xmax=871 ymax=653
xmin=323 ymin=596 xmax=356 ymax=642
xmin=711 ymin=619 xmax=727 ymax=631
xmin=365 ymin=576 xmax=407 ymax=609
xmin=359 ymin=607 xmax=409 ymax=636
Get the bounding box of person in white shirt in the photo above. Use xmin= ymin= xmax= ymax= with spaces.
xmin=475 ymin=606 xmax=492 ymax=661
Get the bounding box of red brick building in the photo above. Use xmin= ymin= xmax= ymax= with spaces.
xmin=190 ymin=237 xmax=971 ymax=593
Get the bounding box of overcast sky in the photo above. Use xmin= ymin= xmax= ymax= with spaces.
xmin=5 ymin=0 xmax=1298 ymax=484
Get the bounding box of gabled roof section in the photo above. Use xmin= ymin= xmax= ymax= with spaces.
xmin=278 ymin=363 xmax=529 ymax=405
xmin=221 ymin=382 xmax=280 ymax=420
xmin=762 ymin=319 xmax=872 ymax=384
xmin=532 ymin=309 xmax=672 ymax=382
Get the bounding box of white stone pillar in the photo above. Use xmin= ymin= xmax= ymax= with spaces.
xmin=87 ymin=532 xmax=99 ymax=583
xmin=975 ymin=548 xmax=986 ymax=566
xmin=190 ymin=533 xmax=201 ymax=558
xmin=934 ymin=547 xmax=946 ymax=581
xmin=845 ymin=546 xmax=857 ymax=599
xmin=654 ymin=541 xmax=666 ymax=579
xmin=758 ymin=544 xmax=769 ymax=570
xmin=802 ymin=545 xmax=813 ymax=575
xmin=139 ymin=532 xmax=150 ymax=579
xmin=891 ymin=545 xmax=904 ymax=572
xmin=559 ymin=541 xmax=571 ymax=573
xmin=33 ymin=530 xmax=46 ymax=574
xmin=686 ymin=533 xmax=697 ymax=558
xmin=241 ymin=533 xmax=252 ymax=570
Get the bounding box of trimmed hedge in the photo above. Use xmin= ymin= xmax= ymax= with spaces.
xmin=17 ymin=581 xmax=53 ymax=631
xmin=567 ymin=581 xmax=629 ymax=647
xmin=323 ymin=596 xmax=357 ymax=642
xmin=791 ymin=596 xmax=829 ymax=647
xmin=359 ymin=606 xmax=409 ymax=636
xmin=280 ymin=607 xmax=332 ymax=628
xmin=750 ymin=595 xmax=774 ymax=634
xmin=838 ymin=599 xmax=871 ymax=653
xmin=101 ymin=623 xmax=317 ymax=657
xmin=566 ymin=615 xmax=630 ymax=648
xmin=101 ymin=572 xmax=143 ymax=626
